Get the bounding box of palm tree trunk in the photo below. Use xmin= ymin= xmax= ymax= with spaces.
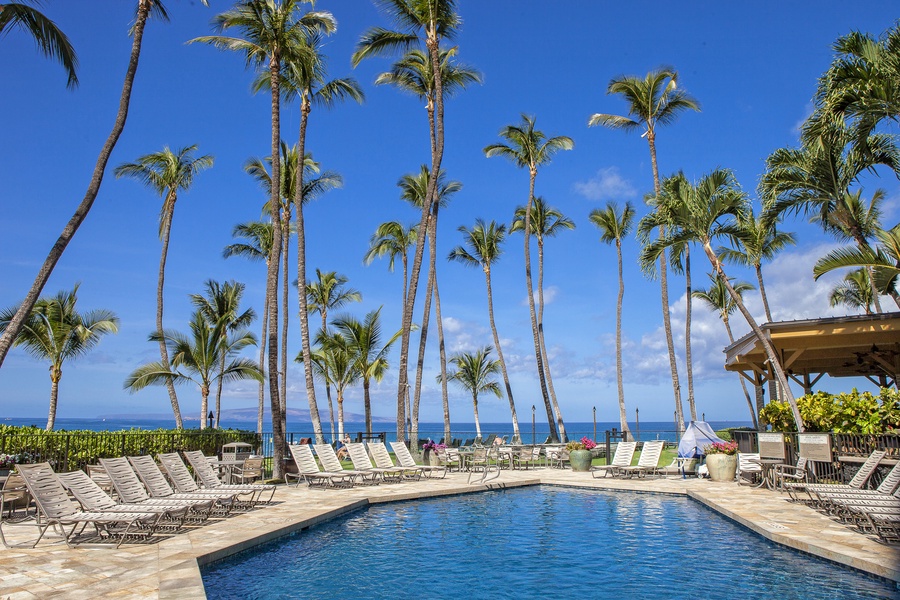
xmin=0 ymin=0 xmax=151 ymax=369
xmin=322 ymin=313 xmax=336 ymax=443
xmin=200 ymin=385 xmax=209 ymax=432
xmin=280 ymin=208 xmax=289 ymax=434
xmin=723 ymin=315 xmax=758 ymax=429
xmin=266 ymin=52 xmax=285 ymax=479
xmin=647 ymin=131 xmax=684 ymax=434
xmin=615 ymin=241 xmax=630 ymax=435
xmin=410 ymin=216 xmax=435 ymax=457
xmin=434 ymin=271 xmax=451 ymax=445
xmin=257 ymin=292 xmax=268 ymax=435
xmin=756 ymin=264 xmax=779 ymax=404
xmin=296 ymin=101 xmax=325 ymax=445
xmin=685 ymin=246 xmax=696 ymax=421
xmin=525 ymin=168 xmax=558 ymax=442
xmin=214 ymin=351 xmax=225 ymax=428
xmin=364 ymin=379 xmax=372 ymax=435
xmin=337 ymin=391 xmax=345 ymax=441
xmin=157 ymin=200 xmax=183 ymax=428
xmin=703 ymin=243 xmax=804 ymax=431
xmin=47 ymin=365 xmax=61 ymax=431
xmin=472 ymin=394 xmax=481 ymax=440
xmin=484 ymin=267 xmax=520 ymax=440
xmin=536 ymin=238 xmax=566 ymax=441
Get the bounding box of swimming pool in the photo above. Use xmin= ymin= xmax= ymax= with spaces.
xmin=202 ymin=487 xmax=897 ymax=599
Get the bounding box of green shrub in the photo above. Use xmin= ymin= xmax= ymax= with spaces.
xmin=759 ymin=388 xmax=900 ymax=433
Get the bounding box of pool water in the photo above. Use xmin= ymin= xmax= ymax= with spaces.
xmin=202 ymin=487 xmax=898 ymax=599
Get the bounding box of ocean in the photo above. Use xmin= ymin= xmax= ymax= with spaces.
xmin=1 ymin=417 xmax=751 ymax=444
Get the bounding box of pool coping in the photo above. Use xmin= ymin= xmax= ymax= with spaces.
xmin=0 ymin=471 xmax=897 ymax=598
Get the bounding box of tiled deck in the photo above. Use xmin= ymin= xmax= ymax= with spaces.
xmin=1 ymin=470 xmax=897 ymax=598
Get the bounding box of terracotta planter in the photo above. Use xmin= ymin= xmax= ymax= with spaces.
xmin=569 ymin=449 xmax=593 ymax=472
xmin=705 ymin=454 xmax=737 ymax=482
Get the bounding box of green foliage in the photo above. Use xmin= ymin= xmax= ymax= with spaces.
xmin=0 ymin=424 xmax=259 ymax=472
xmin=759 ymin=388 xmax=900 ymax=433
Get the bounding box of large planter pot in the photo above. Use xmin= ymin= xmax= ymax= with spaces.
xmin=569 ymin=449 xmax=593 ymax=472
xmin=705 ymin=454 xmax=737 ymax=482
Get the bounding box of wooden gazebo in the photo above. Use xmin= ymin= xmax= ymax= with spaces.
xmin=724 ymin=312 xmax=900 ymax=394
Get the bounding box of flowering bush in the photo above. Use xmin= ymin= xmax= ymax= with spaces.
xmin=421 ymin=441 xmax=446 ymax=452
xmin=0 ymin=452 xmax=35 ymax=469
xmin=566 ymin=441 xmax=585 ymax=451
xmin=580 ymin=437 xmax=597 ymax=450
xmin=704 ymin=441 xmax=738 ymax=455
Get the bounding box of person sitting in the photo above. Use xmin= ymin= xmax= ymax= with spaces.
xmin=336 ymin=434 xmax=352 ymax=461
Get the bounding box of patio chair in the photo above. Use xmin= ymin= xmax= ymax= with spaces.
xmin=391 ymin=441 xmax=447 ymax=479
xmin=591 ymin=441 xmax=636 ymax=479
xmin=182 ymin=450 xmax=276 ymax=504
xmin=619 ymin=441 xmax=664 ymax=478
xmin=16 ymin=462 xmax=160 ymax=548
xmin=0 ymin=471 xmax=33 ymax=548
xmin=513 ymin=446 xmax=542 ymax=470
xmin=370 ymin=442 xmax=422 ymax=480
xmin=99 ymin=457 xmax=219 ymax=517
xmin=466 ymin=446 xmax=500 ymax=484
xmin=158 ymin=452 xmax=267 ymax=507
xmin=313 ymin=443 xmax=380 ymax=486
xmin=231 ymin=457 xmax=264 ymax=484
xmin=546 ymin=447 xmax=569 ymax=469
xmin=773 ymin=457 xmax=809 ymax=491
xmin=783 ymin=450 xmax=885 ymax=504
xmin=737 ymin=453 xmax=763 ymax=486
xmin=57 ymin=469 xmax=191 ymax=529
xmin=346 ymin=443 xmax=403 ymax=483
xmin=285 ymin=444 xmax=354 ymax=489
xmin=127 ymin=455 xmax=238 ymax=509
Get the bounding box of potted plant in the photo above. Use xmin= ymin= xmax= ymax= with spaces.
xmin=0 ymin=452 xmax=35 ymax=477
xmin=421 ymin=441 xmax=446 ymax=466
xmin=704 ymin=441 xmax=738 ymax=482
xmin=567 ymin=437 xmax=596 ymax=472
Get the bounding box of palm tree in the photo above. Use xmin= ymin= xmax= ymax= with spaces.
xmin=298 ymin=331 xmax=360 ymax=440
xmin=0 ymin=285 xmax=118 ymax=431
xmin=484 ymin=114 xmax=573 ymax=442
xmin=353 ymin=0 xmax=462 ymax=444
xmin=692 ymin=273 xmax=758 ymax=428
xmin=814 ymin=225 xmax=900 ymax=305
xmin=1 ymin=1 xmax=78 ymax=88
xmin=510 ymin=196 xmax=575 ymax=440
xmin=397 ymin=165 xmax=462 ymax=450
xmin=448 ymin=219 xmax=521 ymax=441
xmin=588 ymin=68 xmax=700 ymax=433
xmin=588 ymin=201 xmax=634 ymax=435
xmin=829 ymin=269 xmax=876 ymax=315
xmin=114 ymin=144 xmax=213 ymax=429
xmin=190 ymin=280 xmax=256 ymax=428
xmin=223 ymin=220 xmax=275 ymax=433
xmin=0 ymin=0 xmax=170 ymax=370
xmin=364 ymin=221 xmax=418 ymax=314
xmin=442 ymin=347 xmax=502 ymax=441
xmin=126 ymin=310 xmax=263 ymax=425
xmin=640 ymin=168 xmax=805 ymax=431
xmin=332 ymin=308 xmax=402 ymax=434
xmin=306 ymin=270 xmax=362 ymax=440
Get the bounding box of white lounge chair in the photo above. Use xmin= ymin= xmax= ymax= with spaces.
xmin=347 ymin=443 xmax=404 ymax=483
xmin=99 ymin=457 xmax=222 ymax=517
xmin=783 ymin=450 xmax=885 ymax=504
xmin=286 ymin=444 xmax=354 ymax=488
xmin=182 ymin=450 xmax=276 ymax=504
xmin=390 ymin=441 xmax=447 ymax=478
xmin=314 ymin=443 xmax=381 ymax=486
xmin=591 ymin=441 xmax=636 ymax=478
xmin=159 ymin=452 xmax=269 ymax=507
xmin=370 ymin=442 xmax=422 ymax=480
xmin=618 ymin=441 xmax=664 ymax=478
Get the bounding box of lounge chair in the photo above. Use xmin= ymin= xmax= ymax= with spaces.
xmin=513 ymin=446 xmax=543 ymax=470
xmin=466 ymin=446 xmax=500 ymax=484
xmin=99 ymin=457 xmax=223 ymax=516
xmin=285 ymin=444 xmax=354 ymax=489
xmin=619 ymin=441 xmax=664 ymax=478
xmin=370 ymin=442 xmax=422 ymax=480
xmin=127 ymin=455 xmax=238 ymax=509
xmin=16 ymin=462 xmax=160 ymax=548
xmin=347 ymin=443 xmax=404 ymax=483
xmin=57 ymin=469 xmax=191 ymax=529
xmin=773 ymin=457 xmax=809 ymax=491
xmin=813 ymin=461 xmax=900 ymax=513
xmin=390 ymin=441 xmax=446 ymax=479
xmin=158 ymin=452 xmax=267 ymax=507
xmin=737 ymin=453 xmax=763 ymax=486
xmin=182 ymin=450 xmax=276 ymax=504
xmin=591 ymin=441 xmax=636 ymax=478
xmin=313 ymin=443 xmax=380 ymax=486
xmin=0 ymin=471 xmax=32 ymax=548
xmin=783 ymin=450 xmax=885 ymax=504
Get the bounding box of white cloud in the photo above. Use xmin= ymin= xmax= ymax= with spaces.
xmin=522 ymin=285 xmax=560 ymax=307
xmin=572 ymin=167 xmax=637 ymax=201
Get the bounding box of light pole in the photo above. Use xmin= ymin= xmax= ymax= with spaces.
xmin=592 ymin=406 xmax=596 ymax=441
xmin=635 ymin=407 xmax=640 ymax=442
xmin=207 ymin=411 xmax=214 ymax=430
xmin=531 ymin=405 xmax=535 ymax=445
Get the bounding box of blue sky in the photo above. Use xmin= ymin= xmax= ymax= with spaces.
xmin=1 ymin=1 xmax=898 ymax=426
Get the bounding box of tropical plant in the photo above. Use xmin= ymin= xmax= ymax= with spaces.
xmin=813 ymin=224 xmax=900 ymax=305
xmin=0 ymin=0 xmax=171 ymax=370
xmin=1 ymin=0 xmax=78 ymax=88
xmin=125 ymin=310 xmax=262 ymax=427
xmin=640 ymin=168 xmax=805 ymax=431
xmin=588 ymin=67 xmax=700 ymax=433
xmin=353 ymin=0 xmax=462 ymax=444
xmin=692 ymin=273 xmax=758 ymax=428
xmin=704 ymin=441 xmax=738 ymax=455
xmin=510 ymin=196 xmax=575 ymax=440
xmin=190 ymin=280 xmax=256 ymax=428
xmin=441 ymin=346 xmax=502 ymax=441
xmin=306 ymin=270 xmax=361 ymax=440
xmin=829 ymin=268 xmax=876 ymax=314
xmin=223 ymin=220 xmax=275 ymax=433
xmin=332 ymin=308 xmax=402 ymax=434
xmin=0 ymin=286 xmax=118 ymax=431
xmin=298 ymin=330 xmax=360 ymax=441
xmin=448 ymin=219 xmax=521 ymax=441
xmin=364 ymin=221 xmax=418 ymax=309
xmin=588 ymin=201 xmax=634 ymax=434
xmin=760 ymin=388 xmax=900 ymax=434
xmin=114 ymin=144 xmax=213 ymax=428
xmin=484 ymin=114 xmax=573 ymax=442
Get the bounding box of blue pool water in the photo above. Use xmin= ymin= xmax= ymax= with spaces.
xmin=201 ymin=487 xmax=898 ymax=599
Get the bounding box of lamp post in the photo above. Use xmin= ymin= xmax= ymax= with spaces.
xmin=207 ymin=411 xmax=214 ymax=430
xmin=635 ymin=407 xmax=640 ymax=442
xmin=531 ymin=405 xmax=535 ymax=445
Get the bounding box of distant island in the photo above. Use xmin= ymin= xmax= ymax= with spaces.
xmin=97 ymin=407 xmax=395 ymax=423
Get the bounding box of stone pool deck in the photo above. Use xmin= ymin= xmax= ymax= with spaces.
xmin=1 ymin=469 xmax=897 ymax=598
